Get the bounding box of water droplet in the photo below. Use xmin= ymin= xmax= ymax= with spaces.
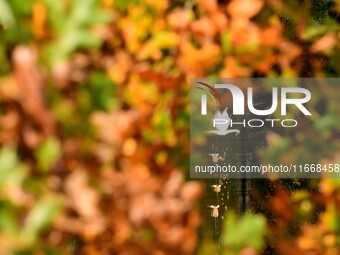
xmin=212 ymin=184 xmax=221 ymax=193
xmin=209 ymin=205 xmax=220 ymax=217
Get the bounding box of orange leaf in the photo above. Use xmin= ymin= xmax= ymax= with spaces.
xmin=227 ymin=0 xmax=263 ymax=19
xmin=32 ymin=2 xmax=47 ymax=39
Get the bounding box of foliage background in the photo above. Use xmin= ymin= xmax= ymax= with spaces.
xmin=0 ymin=0 xmax=339 ymax=254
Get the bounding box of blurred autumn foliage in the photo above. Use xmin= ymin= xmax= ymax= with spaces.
xmin=0 ymin=0 xmax=339 ymax=254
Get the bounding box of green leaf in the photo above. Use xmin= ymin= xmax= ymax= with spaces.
xmin=0 ymin=147 xmax=27 ymax=188
xmin=0 ymin=0 xmax=15 ymax=28
xmin=315 ymin=113 xmax=340 ymax=132
xmin=43 ymin=0 xmax=110 ymax=65
xmin=304 ymin=25 xmax=340 ymax=39
xmin=36 ymin=138 xmax=61 ymax=172
xmin=221 ymin=211 xmax=267 ymax=253
xmin=21 ymin=197 xmax=61 ymax=244
xmin=221 ymin=31 xmax=232 ymax=56
xmin=114 ymin=0 xmax=140 ymax=11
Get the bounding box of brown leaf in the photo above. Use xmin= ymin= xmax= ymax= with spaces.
xmin=180 ymin=182 xmax=204 ymax=204
xmin=13 ymin=46 xmax=55 ymax=135
xmin=227 ymin=0 xmax=263 ymax=19
xmin=108 ymin=51 xmax=132 ymax=85
xmin=65 ymin=170 xmax=101 ymax=219
xmin=230 ymin=20 xmax=260 ymax=47
xmin=260 ymin=23 xmax=283 ymax=46
xmin=52 ymin=61 xmax=71 ymax=89
xmin=136 ymin=65 xmax=183 ymax=90
xmin=276 ymin=240 xmax=305 ymax=255
xmin=270 ymin=189 xmax=294 ymax=221
xmin=191 ymin=17 xmax=217 ymax=36
xmin=212 ymin=11 xmax=228 ymax=32
xmin=177 ymin=42 xmax=221 ymax=76
xmin=311 ymin=33 xmax=338 ymax=53
xmin=220 ymin=56 xmax=250 ymax=78
xmin=167 ymin=8 xmax=191 ymax=29
xmin=91 ymin=110 xmax=139 ymax=146
xmin=198 ymin=0 xmax=218 ymax=14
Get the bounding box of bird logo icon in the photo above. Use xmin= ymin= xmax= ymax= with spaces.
xmin=206 ymin=107 xmax=240 ymax=136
